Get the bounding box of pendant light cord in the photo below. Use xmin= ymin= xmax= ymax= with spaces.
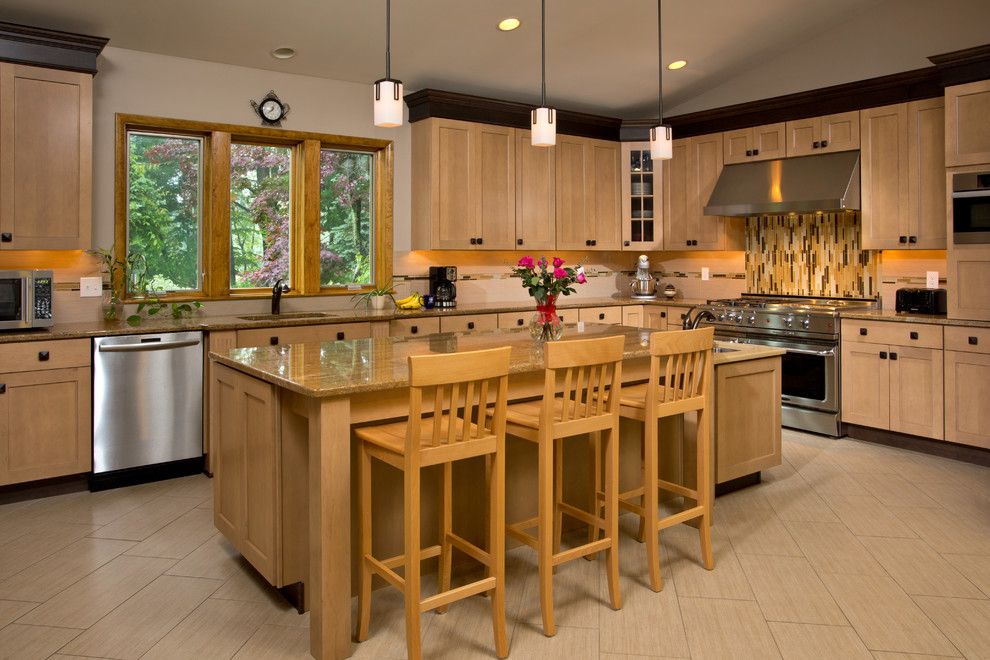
xmin=385 ymin=0 xmax=392 ymax=80
xmin=541 ymin=0 xmax=547 ymax=107
xmin=657 ymin=0 xmax=663 ymax=124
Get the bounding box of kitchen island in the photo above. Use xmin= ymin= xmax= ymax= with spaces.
xmin=209 ymin=324 xmax=783 ymax=659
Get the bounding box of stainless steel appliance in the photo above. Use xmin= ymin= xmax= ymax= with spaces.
xmin=683 ymin=294 xmax=877 ymax=436
xmin=951 ymin=171 xmax=990 ymax=244
xmin=629 ymin=254 xmax=660 ymax=299
xmin=429 ymin=266 xmax=457 ymax=308
xmin=92 ymin=331 xmax=204 ymax=490
xmin=0 ymin=269 xmax=53 ymax=330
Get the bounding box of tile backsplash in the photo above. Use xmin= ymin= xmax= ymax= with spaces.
xmin=745 ymin=212 xmax=879 ymax=298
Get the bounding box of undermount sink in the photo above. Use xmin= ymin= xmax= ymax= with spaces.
xmin=237 ymin=312 xmax=338 ymax=321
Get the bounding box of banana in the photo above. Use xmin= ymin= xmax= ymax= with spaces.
xmin=394 ymin=292 xmax=420 ymax=306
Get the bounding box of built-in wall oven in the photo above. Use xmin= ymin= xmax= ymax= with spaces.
xmin=952 ymin=171 xmax=990 ymax=244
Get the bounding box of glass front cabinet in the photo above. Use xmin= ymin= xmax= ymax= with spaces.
xmin=620 ymin=142 xmax=663 ymax=251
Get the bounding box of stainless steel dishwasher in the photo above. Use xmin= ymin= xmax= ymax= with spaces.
xmin=92 ymin=331 xmax=204 ymax=489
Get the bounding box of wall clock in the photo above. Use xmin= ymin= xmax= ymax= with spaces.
xmin=250 ymin=91 xmax=290 ymax=126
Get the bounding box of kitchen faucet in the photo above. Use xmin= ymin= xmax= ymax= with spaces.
xmin=271 ymin=279 xmax=289 ymax=315
xmin=684 ymin=307 xmax=718 ymax=330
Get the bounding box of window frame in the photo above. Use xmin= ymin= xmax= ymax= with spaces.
xmin=114 ymin=114 xmax=393 ymax=302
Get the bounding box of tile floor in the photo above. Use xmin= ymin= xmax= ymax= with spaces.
xmin=0 ymin=429 xmax=988 ymax=659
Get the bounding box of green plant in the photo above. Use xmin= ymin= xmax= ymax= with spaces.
xmin=351 ymin=281 xmax=395 ymax=307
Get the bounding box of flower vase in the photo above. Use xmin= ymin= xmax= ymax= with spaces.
xmin=530 ymin=295 xmax=564 ymax=342
xmin=101 ymin=291 xmax=123 ymax=322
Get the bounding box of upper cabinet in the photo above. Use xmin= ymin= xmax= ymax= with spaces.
xmin=723 ymin=123 xmax=786 ymax=164
xmin=785 ymin=111 xmax=860 ymax=157
xmin=620 ymin=142 xmax=662 ymax=251
xmin=0 ymin=64 xmax=92 ymax=250
xmin=945 ymin=80 xmax=990 ymax=167
xmin=555 ymin=135 xmax=621 ymax=251
xmin=514 ymin=129 xmax=556 ymax=250
xmin=860 ymin=100 xmax=945 ymax=250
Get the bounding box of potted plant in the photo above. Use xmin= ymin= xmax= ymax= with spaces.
xmin=352 ymin=282 xmax=396 ymax=311
xmin=510 ymin=256 xmax=586 ymax=342
xmin=89 ymin=247 xmax=204 ymax=325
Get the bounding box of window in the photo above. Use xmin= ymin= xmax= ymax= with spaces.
xmin=115 ymin=115 xmax=393 ymax=300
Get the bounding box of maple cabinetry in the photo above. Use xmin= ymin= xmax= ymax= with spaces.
xmin=785 ymin=111 xmax=860 ymax=157
xmin=0 ymin=64 xmax=92 ymax=250
xmin=555 ymin=135 xmax=621 ymax=250
xmin=723 ymin=123 xmax=786 ymax=164
xmin=514 ymin=129 xmax=556 ymax=250
xmin=945 ymin=80 xmax=990 ymax=167
xmin=236 ymin=322 xmax=372 ymax=348
xmin=943 ymin=327 xmax=990 ymax=448
xmin=620 ymin=142 xmax=662 ymax=250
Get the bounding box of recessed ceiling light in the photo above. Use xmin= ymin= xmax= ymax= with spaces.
xmin=667 ymin=59 xmax=687 ymax=70
xmin=498 ymin=17 xmax=521 ymax=31
xmin=271 ymin=47 xmax=296 ymax=60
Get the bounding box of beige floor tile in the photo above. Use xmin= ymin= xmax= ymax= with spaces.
xmin=784 ymin=521 xmax=885 ymax=576
xmin=142 ymin=597 xmax=273 ymax=659
xmin=719 ymin=499 xmax=804 ymax=557
xmin=349 ymin=581 xmax=434 ymax=660
xmin=165 ymin=532 xmax=243 ymax=580
xmin=213 ymin=560 xmax=290 ymax=607
xmin=888 ymin=506 xmax=990 ymax=556
xmin=913 ymin=596 xmax=990 ymax=660
xmin=48 ymin=655 xmax=115 ymax=660
xmin=507 ymin=624 xmax=599 ymax=660
xmin=517 ymin=543 xmax=602 ymax=630
xmin=125 ymin=507 xmax=216 ymax=559
xmin=821 ymin=573 xmax=958 ymax=655
xmin=665 ymin=524 xmax=754 ymax=600
xmin=911 ymin=481 xmax=990 ymax=522
xmin=0 ymin=538 xmax=134 ymax=602
xmin=769 ymin=621 xmax=872 ymax=659
xmin=88 ymin=495 xmax=202 ymax=542
xmin=761 ymin=478 xmax=840 ymax=523
xmin=0 ymin=522 xmax=101 ymax=581
xmin=854 ymin=473 xmax=942 ymax=508
xmin=822 ymin=494 xmax=918 ymax=538
xmin=859 ymin=537 xmax=986 ymax=599
xmin=420 ymin=590 xmax=515 ymax=660
xmin=59 ymin=574 xmax=222 ymax=659
xmin=0 ymin=599 xmax=36 ymax=628
xmin=17 ymin=555 xmax=174 ymax=629
xmin=678 ymin=597 xmax=781 ymax=659
xmin=152 ymin=474 xmax=214 ymax=501
xmin=797 ymin=461 xmax=870 ymax=497
xmin=32 ymin=482 xmax=168 ymax=526
xmin=233 ymin=623 xmax=311 ymax=659
xmin=940 ymin=554 xmax=990 ymax=598
xmin=265 ymin=605 xmax=310 ymax=628
xmin=737 ymin=554 xmax=847 ymax=626
xmin=0 ymin=623 xmax=80 ymax=660
xmin=601 ymin=655 xmax=669 ymax=660
xmin=871 ymin=652 xmax=963 ymax=659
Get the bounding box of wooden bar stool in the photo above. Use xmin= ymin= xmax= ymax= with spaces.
xmin=495 ymin=334 xmax=625 ymax=637
xmin=354 ymin=346 xmax=512 ymax=660
xmin=596 ymin=327 xmax=715 ymax=592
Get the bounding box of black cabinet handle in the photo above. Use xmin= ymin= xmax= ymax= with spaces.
xmin=686 ymin=240 xmax=691 ymax=246
xmin=516 ymin=319 xmax=524 ymax=326
xmin=0 ymin=233 xmax=11 ymax=243
xmin=969 ymin=336 xmax=979 ymax=345
xmin=467 ymin=322 xmax=475 ymax=330
xmin=337 ymin=332 xmax=345 ymax=340
xmin=890 ymin=352 xmax=898 ymax=360
xmin=660 ymin=311 xmax=666 ymax=318
xmin=591 ymin=240 xmax=597 ymax=246
xmin=909 ymin=236 xmax=917 ymax=244
xmin=753 ymin=148 xmax=759 ymax=156
xmin=270 ymin=336 xmax=279 ymax=345
xmin=477 ymin=237 xmax=483 ymax=245
xmin=0 ymin=384 xmax=5 ymax=394
xmin=899 ymin=236 xmax=908 ymax=244
xmin=38 ymin=351 xmax=50 ymax=362
xmin=469 ymin=237 xmax=477 ymax=245
xmin=821 ymin=139 xmax=829 ymax=148
xmin=813 ymin=141 xmax=821 ymax=149
xmin=411 ymin=326 xmax=418 ymax=334
xmin=745 ymin=149 xmax=753 ymax=157
xmin=517 ymin=238 xmax=523 ymax=246
xmin=910 ymin=331 xmax=919 ymax=340
xmin=623 ymin=241 xmax=630 ymax=247
xmin=860 ymin=328 xmax=868 ymax=336
xmin=692 ymin=240 xmax=699 ymax=246
xmin=598 ymin=313 xmax=605 ymax=320
xmin=880 ymin=351 xmax=887 ymax=359
xmin=586 ymin=240 xmax=592 ymax=246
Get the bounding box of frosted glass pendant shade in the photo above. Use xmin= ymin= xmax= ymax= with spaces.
xmin=531 ymin=107 xmax=556 ymax=147
xmin=650 ymin=125 xmax=673 ymax=160
xmin=373 ymin=79 xmax=404 ymax=128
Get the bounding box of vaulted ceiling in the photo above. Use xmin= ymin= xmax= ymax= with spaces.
xmin=3 ymin=0 xmax=988 ymax=117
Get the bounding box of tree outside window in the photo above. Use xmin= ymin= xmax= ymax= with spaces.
xmin=320 ymin=150 xmax=373 ymax=287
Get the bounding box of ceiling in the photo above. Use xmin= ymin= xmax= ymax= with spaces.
xmin=1 ymin=0 xmax=987 ymax=118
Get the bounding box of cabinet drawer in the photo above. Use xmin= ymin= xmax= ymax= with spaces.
xmin=0 ymin=338 xmax=90 ymax=372
xmin=497 ymin=311 xmax=531 ymax=330
xmin=944 ymin=326 xmax=990 ymax=354
xmin=578 ymin=306 xmax=623 ymax=324
xmin=840 ymin=319 xmax=942 ymax=349
xmin=439 ymin=314 xmax=498 ymax=333
xmin=390 ymin=317 xmax=440 ymax=338
xmin=237 ymin=322 xmax=372 ymax=347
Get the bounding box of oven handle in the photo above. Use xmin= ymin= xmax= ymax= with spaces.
xmin=952 ymin=190 xmax=990 ymax=199
xmin=781 ymin=346 xmax=835 ymax=357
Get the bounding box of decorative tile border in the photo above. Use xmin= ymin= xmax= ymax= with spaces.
xmin=396 ymin=270 xmax=746 ymax=282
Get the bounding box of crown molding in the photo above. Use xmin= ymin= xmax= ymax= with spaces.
xmin=0 ymin=21 xmax=108 ymax=75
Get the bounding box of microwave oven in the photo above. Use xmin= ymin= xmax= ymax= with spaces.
xmin=0 ymin=269 xmax=54 ymax=330
xmin=952 ymin=171 xmax=990 ymax=244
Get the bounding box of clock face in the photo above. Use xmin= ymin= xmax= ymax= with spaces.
xmin=260 ymin=99 xmax=283 ymax=121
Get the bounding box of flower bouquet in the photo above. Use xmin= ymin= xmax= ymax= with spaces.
xmin=511 ymin=256 xmax=587 ymax=342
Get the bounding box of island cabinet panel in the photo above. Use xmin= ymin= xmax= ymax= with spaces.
xmin=515 ymin=129 xmax=556 ymax=250
xmin=841 ymin=340 xmax=891 ymax=430
xmin=945 ymin=79 xmax=990 ymax=167
xmin=888 ymin=346 xmax=943 ymax=440
xmin=715 ymin=356 xmax=782 ymax=482
xmin=236 ymin=322 xmax=372 ymax=348
xmin=944 ymin=349 xmax=990 ymax=449
xmin=211 ymin=363 xmax=279 ymax=584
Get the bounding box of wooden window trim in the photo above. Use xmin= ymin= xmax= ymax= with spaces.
xmin=114 ymin=113 xmax=393 ymax=302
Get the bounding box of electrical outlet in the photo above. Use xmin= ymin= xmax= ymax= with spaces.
xmin=701 ymin=267 xmax=710 ymax=281
xmin=80 ymin=276 xmax=103 ymax=297
xmin=926 ymin=271 xmax=939 ymax=289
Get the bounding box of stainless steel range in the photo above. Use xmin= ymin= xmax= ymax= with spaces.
xmin=684 ymin=294 xmax=877 ymax=436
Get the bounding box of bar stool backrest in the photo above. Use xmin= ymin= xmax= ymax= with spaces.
xmin=647 ymin=327 xmax=714 ymax=412
xmin=543 ymin=335 xmax=625 ymax=431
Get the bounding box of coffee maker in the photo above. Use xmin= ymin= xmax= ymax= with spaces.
xmin=429 ymin=266 xmax=457 ymax=308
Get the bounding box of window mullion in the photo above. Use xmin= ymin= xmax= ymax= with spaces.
xmin=208 ymin=131 xmax=232 ymax=298
xmin=298 ymin=139 xmax=322 ymax=295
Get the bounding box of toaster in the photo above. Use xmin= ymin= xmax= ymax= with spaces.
xmin=895 ymin=288 xmax=947 ymax=314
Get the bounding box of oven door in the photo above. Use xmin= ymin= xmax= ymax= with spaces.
xmin=952 ymin=173 xmax=990 ymax=244
xmin=0 ymin=274 xmax=30 ymax=330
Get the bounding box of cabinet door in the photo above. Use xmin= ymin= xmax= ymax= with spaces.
xmin=389 ymin=317 xmax=440 ymax=338
xmin=0 ymin=64 xmax=92 ymax=250
xmin=475 ymin=123 xmax=515 ymax=249
xmin=588 ymin=139 xmax=621 ymax=250
xmin=555 ymin=135 xmax=592 ymax=249
xmin=439 ymin=313 xmax=499 ymax=333
xmin=785 ymin=117 xmax=820 ymax=157
xmin=663 ymin=139 xmax=691 ymax=249
xmin=820 ymin=111 xmax=860 ymax=153
xmin=949 ymin=244 xmax=990 ymax=322
xmin=907 ymin=98 xmax=946 ymax=249
xmin=860 ymin=104 xmax=909 ymax=249
xmin=621 ymin=142 xmax=662 ymax=251
xmin=945 ymin=80 xmax=990 ymax=167
xmin=434 ymin=119 xmax=480 ymax=249
xmin=237 ymin=322 xmax=372 ymax=348
xmin=888 ymin=346 xmax=943 ymax=440
xmin=643 ymin=306 xmax=669 ymax=330
xmin=753 ymin=123 xmax=787 ymax=161
xmin=515 ymin=130 xmax=556 ymax=250
xmin=840 ymin=340 xmax=890 ymax=429
xmin=578 ymin=306 xmax=622 ymax=325
xmin=621 ymin=305 xmax=643 ymax=327
xmin=723 ymin=128 xmax=754 ymax=165
xmin=0 ymin=367 xmax=91 ymax=486
xmin=944 ymin=350 xmax=990 ymax=449
xmin=691 ymin=134 xmax=726 ymax=250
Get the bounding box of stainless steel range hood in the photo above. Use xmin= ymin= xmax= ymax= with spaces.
xmin=704 ymin=151 xmax=860 ymax=217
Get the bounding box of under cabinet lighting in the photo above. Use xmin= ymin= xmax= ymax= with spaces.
xmin=667 ymin=59 xmax=687 ymax=70
xmin=498 ymin=17 xmax=521 ymax=31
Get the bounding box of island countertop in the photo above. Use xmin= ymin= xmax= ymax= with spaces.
xmin=210 ymin=324 xmax=785 ymax=398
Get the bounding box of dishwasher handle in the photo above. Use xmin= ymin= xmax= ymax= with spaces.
xmin=98 ymin=338 xmax=201 ymax=353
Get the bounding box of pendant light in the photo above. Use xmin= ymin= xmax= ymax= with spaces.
xmin=531 ymin=0 xmax=555 ymax=147
xmin=373 ymin=0 xmax=403 ymax=127
xmin=650 ymin=0 xmax=672 ymax=159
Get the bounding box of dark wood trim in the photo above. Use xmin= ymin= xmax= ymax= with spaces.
xmin=0 ymin=21 xmax=108 ymax=75
xmin=928 ymin=43 xmax=990 ymax=87
xmin=846 ymin=424 xmax=990 ymax=468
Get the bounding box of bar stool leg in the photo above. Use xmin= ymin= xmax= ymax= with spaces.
xmin=404 ymin=467 xmax=423 ymax=660
xmin=697 ymin=407 xmax=714 ymax=570
xmin=636 ymin=435 xmax=647 ymax=543
xmin=356 ymin=444 xmax=372 ymax=642
xmin=643 ymin=417 xmax=663 ymax=592
xmin=604 ymin=422 xmax=622 ymax=610
xmin=553 ymin=438 xmax=563 ymax=572
xmin=490 ymin=438 xmax=509 ymax=658
xmin=538 ymin=430 xmax=556 ymax=637
xmin=586 ymin=431 xmax=601 ymax=560
xmin=437 ymin=462 xmax=453 ymax=613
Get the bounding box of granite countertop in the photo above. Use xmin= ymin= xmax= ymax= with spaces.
xmin=0 ymin=296 xmax=707 ymax=345
xmin=839 ymin=309 xmax=990 ymax=329
xmin=210 ymin=324 xmax=785 ymax=398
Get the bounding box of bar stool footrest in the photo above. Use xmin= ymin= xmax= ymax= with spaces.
xmin=552 ymin=538 xmax=612 ymax=566
xmin=557 ymin=501 xmax=604 ymax=529
xmin=657 ymin=505 xmax=705 ymax=530
xmin=419 ymin=576 xmax=497 ymax=613
xmin=365 ymin=555 xmax=407 ymax=589
xmin=657 ymin=479 xmax=697 ymax=500
xmin=448 ymin=532 xmax=492 ymax=566
xmin=380 ymin=545 xmax=442 ymax=569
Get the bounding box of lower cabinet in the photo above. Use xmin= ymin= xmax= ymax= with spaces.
xmin=888 ymin=346 xmax=943 ymax=440
xmin=497 ymin=311 xmax=531 ymax=330
xmin=389 ymin=317 xmax=440 ymax=338
xmin=944 ymin=327 xmax=990 ymax=448
xmin=840 ymin=340 xmax=891 ymax=430
xmin=439 ymin=313 xmax=499 ymax=333
xmin=237 ymin=322 xmax=372 ymax=348
xmin=578 ymin=305 xmax=622 ymax=325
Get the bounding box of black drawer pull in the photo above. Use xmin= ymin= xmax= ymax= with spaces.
xmin=821 ymin=139 xmax=829 ymax=148
xmin=908 ymin=236 xmax=917 ymax=244
xmin=270 ymin=337 xmax=279 ymax=345
xmin=337 ymin=332 xmax=345 ymax=340
xmin=899 ymin=236 xmax=908 ymax=244
xmin=38 ymin=351 xmax=50 ymax=362
xmin=411 ymin=326 xmax=418 ymax=334
xmin=517 ymin=238 xmax=523 ymax=246
xmin=559 ymin=315 xmax=565 ymax=322
xmin=516 ymin=319 xmax=524 ymax=326
xmin=685 ymin=240 xmax=691 ymax=246
xmin=0 ymin=233 xmax=11 ymax=242
xmin=467 ymin=322 xmax=475 ymax=330
xmin=476 ymin=237 xmax=483 ymax=245
xmin=0 ymin=384 xmax=6 ymax=394
xmin=890 ymin=352 xmax=898 ymax=361
xmin=969 ymin=336 xmax=978 ymax=345
xmin=860 ymin=328 xmax=868 ymax=336
xmin=598 ymin=313 xmax=605 ymax=320
xmin=910 ymin=331 xmax=919 ymax=340
xmin=469 ymin=237 xmax=477 ymax=245
xmin=745 ymin=149 xmax=752 ymax=157
xmin=753 ymin=148 xmax=759 ymax=156
xmin=586 ymin=240 xmax=592 ymax=246
xmin=879 ymin=351 xmax=887 ymax=359
xmin=591 ymin=240 xmax=597 ymax=246
xmin=691 ymin=240 xmax=698 ymax=246
xmin=660 ymin=312 xmax=666 ymax=318
xmin=813 ymin=140 xmax=821 ymax=149
xmin=623 ymin=240 xmax=630 ymax=247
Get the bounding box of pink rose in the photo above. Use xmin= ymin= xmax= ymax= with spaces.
xmin=552 ymin=257 xmax=564 ymax=268
xmin=517 ymin=256 xmax=534 ymax=269
xmin=575 ymin=266 xmax=587 ymax=284
xmin=553 ymin=267 xmax=567 ymax=279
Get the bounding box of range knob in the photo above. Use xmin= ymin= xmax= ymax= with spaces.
xmin=801 ymin=318 xmax=811 ymax=329
xmin=726 ymin=311 xmax=737 ymax=321
xmin=717 ymin=313 xmax=726 ymax=322
xmin=783 ymin=315 xmax=794 ymax=327
xmin=747 ymin=314 xmax=757 ymax=324
xmin=734 ymin=313 xmax=743 ymax=323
